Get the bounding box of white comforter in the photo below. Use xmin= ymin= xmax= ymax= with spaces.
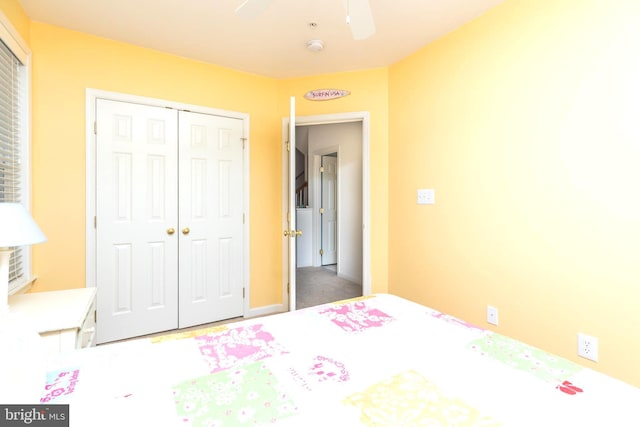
xmin=39 ymin=294 xmax=640 ymax=426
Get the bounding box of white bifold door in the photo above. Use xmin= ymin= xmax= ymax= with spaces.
xmin=95 ymin=99 xmax=244 ymax=343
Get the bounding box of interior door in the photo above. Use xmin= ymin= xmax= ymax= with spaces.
xmin=178 ymin=111 xmax=244 ymax=328
xmin=287 ymin=97 xmax=297 ymax=311
xmin=96 ymin=99 xmax=179 ymax=343
xmin=321 ymin=154 xmax=338 ymax=265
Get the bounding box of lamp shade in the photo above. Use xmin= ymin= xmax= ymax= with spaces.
xmin=0 ymin=203 xmax=47 ymax=247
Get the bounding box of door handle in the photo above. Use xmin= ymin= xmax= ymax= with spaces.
xmin=182 ymin=227 xmax=190 ymax=235
xmin=167 ymin=228 xmax=176 ymax=235
xmin=284 ymin=230 xmax=302 ymax=237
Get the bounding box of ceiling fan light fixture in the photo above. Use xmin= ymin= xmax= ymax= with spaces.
xmin=306 ymin=39 xmax=325 ymax=52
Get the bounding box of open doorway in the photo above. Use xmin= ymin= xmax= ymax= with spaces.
xmin=294 ymin=122 xmax=363 ymax=309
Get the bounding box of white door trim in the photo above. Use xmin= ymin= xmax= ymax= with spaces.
xmin=85 ymin=89 xmax=251 ymax=317
xmin=281 ymin=111 xmax=371 ymax=310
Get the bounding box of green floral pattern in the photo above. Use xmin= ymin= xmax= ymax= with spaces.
xmin=467 ymin=333 xmax=582 ymax=383
xmin=173 ymin=361 xmax=297 ymax=426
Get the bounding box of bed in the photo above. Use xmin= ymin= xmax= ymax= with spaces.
xmin=34 ymin=294 xmax=640 ymax=426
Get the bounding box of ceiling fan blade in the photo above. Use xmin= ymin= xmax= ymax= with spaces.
xmin=235 ymin=0 xmax=273 ymax=20
xmin=343 ymin=0 xmax=376 ymax=40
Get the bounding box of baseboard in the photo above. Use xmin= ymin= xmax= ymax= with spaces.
xmin=338 ymin=272 xmax=362 ymax=286
xmin=245 ymin=304 xmax=286 ymax=319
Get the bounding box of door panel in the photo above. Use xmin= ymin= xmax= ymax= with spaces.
xmin=321 ymin=155 xmax=338 ymax=265
xmin=178 ymin=111 xmax=244 ymax=328
xmin=288 ymin=97 xmax=297 ymax=311
xmin=97 ymin=100 xmax=246 ymax=341
xmin=96 ymin=99 xmax=179 ymax=343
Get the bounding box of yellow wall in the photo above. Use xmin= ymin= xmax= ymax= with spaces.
xmin=278 ymin=70 xmax=389 ymax=294
xmin=389 ymin=0 xmax=640 ymax=387
xmin=28 ymin=22 xmax=282 ymax=307
xmin=4 ymin=0 xmax=639 ymax=387
xmin=8 ymin=14 xmax=390 ymax=307
xmin=0 ymin=0 xmax=29 ymax=43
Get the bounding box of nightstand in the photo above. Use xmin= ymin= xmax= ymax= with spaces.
xmin=8 ymin=288 xmax=97 ymax=355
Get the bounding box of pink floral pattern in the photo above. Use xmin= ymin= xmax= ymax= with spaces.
xmin=41 ymin=369 xmax=80 ymax=403
xmin=431 ymin=311 xmax=485 ymax=332
xmin=318 ymin=302 xmax=394 ymax=333
xmin=195 ymin=324 xmax=288 ymax=373
xmin=308 ymin=355 xmax=350 ymax=383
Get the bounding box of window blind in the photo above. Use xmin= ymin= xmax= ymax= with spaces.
xmin=0 ymin=38 xmax=24 ymax=286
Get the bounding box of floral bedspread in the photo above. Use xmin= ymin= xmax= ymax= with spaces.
xmin=40 ymin=294 xmax=640 ymax=427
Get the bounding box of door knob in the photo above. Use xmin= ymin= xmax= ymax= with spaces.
xmin=284 ymin=230 xmax=302 ymax=237
xmin=283 ymin=230 xmax=291 ymax=237
xmin=295 ymin=230 xmax=302 ymax=236
xmin=182 ymin=227 xmax=190 ymax=235
xmin=167 ymin=228 xmax=175 ymax=235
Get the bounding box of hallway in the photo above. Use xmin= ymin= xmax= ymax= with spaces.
xmin=295 ymin=266 xmax=362 ymax=309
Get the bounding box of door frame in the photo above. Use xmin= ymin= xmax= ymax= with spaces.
xmin=85 ymin=89 xmax=251 ymax=316
xmin=281 ymin=111 xmax=371 ymax=310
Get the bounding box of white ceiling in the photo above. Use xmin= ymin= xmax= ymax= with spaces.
xmin=18 ymin=0 xmax=505 ymax=79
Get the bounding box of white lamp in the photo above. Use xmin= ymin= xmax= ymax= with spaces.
xmin=0 ymin=202 xmax=46 ymax=315
xmin=0 ymin=203 xmax=47 ymax=404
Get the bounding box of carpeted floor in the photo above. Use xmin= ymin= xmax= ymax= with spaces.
xmin=296 ymin=266 xmax=362 ymax=309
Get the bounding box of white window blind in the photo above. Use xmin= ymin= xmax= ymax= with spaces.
xmin=0 ymin=37 xmax=26 ymax=291
xmin=0 ymin=15 xmax=31 ymax=292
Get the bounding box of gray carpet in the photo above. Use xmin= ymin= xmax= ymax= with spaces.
xmin=296 ymin=266 xmax=362 ymax=309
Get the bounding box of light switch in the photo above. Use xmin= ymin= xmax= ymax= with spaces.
xmin=417 ymin=189 xmax=435 ymax=205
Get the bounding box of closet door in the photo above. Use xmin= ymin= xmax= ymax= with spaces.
xmin=96 ymin=99 xmax=179 ymax=343
xmin=178 ymin=111 xmax=244 ymax=328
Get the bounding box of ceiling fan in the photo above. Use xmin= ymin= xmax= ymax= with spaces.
xmin=234 ymin=0 xmax=376 ymax=40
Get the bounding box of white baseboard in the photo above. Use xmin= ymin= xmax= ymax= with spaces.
xmin=338 ymin=272 xmax=362 ymax=286
xmin=245 ymin=304 xmax=286 ymax=319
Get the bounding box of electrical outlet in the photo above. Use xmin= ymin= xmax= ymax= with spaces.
xmin=487 ymin=305 xmax=499 ymax=326
xmin=577 ymin=333 xmax=598 ymax=362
